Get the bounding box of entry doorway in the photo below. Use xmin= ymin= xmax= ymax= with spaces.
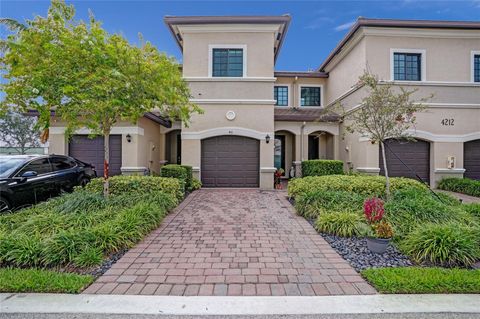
xmin=274 ymin=135 xmax=285 ymax=175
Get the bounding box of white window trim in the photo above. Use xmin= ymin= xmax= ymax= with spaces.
xmin=471 ymin=51 xmax=480 ymax=83
xmin=274 ymin=84 xmax=291 ymax=107
xmin=298 ymin=84 xmax=324 ymax=108
xmin=208 ymin=44 xmax=247 ymax=78
xmin=390 ymin=48 xmax=427 ymax=82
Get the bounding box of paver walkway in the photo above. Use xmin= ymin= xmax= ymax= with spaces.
xmin=84 ymin=189 xmax=375 ymax=296
xmin=435 ymin=189 xmax=480 ymax=204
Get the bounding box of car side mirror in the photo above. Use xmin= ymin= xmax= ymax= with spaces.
xmin=20 ymin=171 xmax=38 ymax=179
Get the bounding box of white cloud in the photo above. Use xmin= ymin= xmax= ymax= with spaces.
xmin=334 ymin=20 xmax=356 ymax=32
xmin=305 ymin=16 xmax=334 ymax=30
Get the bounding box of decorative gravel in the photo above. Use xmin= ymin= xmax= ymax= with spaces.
xmin=306 ymin=219 xmax=412 ymax=272
xmin=85 ymin=248 xmax=128 ymax=278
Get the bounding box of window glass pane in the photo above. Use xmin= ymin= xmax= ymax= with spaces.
xmin=18 ymin=158 xmax=51 ymax=176
xmin=394 ymin=53 xmax=421 ymax=81
xmin=274 ymin=86 xmax=288 ymax=106
xmin=51 ymin=156 xmax=76 ymax=171
xmin=212 ymin=48 xmax=243 ymax=77
xmin=300 ymin=87 xmax=321 ymax=106
xmin=474 ymin=55 xmax=480 ymax=83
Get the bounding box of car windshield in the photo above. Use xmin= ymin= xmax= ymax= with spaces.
xmin=0 ymin=157 xmax=27 ymax=178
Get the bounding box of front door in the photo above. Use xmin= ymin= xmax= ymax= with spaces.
xmin=274 ymin=135 xmax=285 ymax=175
xmin=308 ymin=135 xmax=319 ymax=160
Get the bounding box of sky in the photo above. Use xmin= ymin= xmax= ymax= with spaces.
xmin=1 ymin=0 xmax=480 ymax=71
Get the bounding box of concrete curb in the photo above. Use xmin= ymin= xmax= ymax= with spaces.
xmin=1 ymin=294 xmax=479 ymax=315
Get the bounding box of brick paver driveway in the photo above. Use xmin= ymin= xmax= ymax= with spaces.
xmin=84 ymin=189 xmax=375 ymax=296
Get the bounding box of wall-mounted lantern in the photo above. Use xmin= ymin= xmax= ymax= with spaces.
xmin=265 ymin=134 xmax=271 ymax=144
xmin=126 ymin=134 xmax=132 ymax=143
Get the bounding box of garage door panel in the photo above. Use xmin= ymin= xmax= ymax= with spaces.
xmin=201 ymin=135 xmax=259 ymax=187
xmin=379 ymin=139 xmax=430 ymax=184
xmin=69 ymin=135 xmax=122 ymax=177
xmin=464 ymin=140 xmax=480 ymax=180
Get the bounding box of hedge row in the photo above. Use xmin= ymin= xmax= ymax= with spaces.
xmin=160 ymin=164 xmax=196 ymax=192
xmin=85 ymin=175 xmax=183 ymax=203
xmin=438 ymin=178 xmax=480 ymax=197
xmin=288 ymin=175 xmax=427 ymax=198
xmin=302 ymin=160 xmax=344 ymax=177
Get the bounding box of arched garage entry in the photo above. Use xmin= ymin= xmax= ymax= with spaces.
xmin=379 ymin=138 xmax=430 ymax=184
xmin=464 ymin=139 xmax=480 ymax=180
xmin=201 ymin=135 xmax=260 ymax=187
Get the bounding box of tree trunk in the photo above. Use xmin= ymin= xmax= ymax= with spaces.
xmin=103 ymin=132 xmax=110 ymax=197
xmin=380 ymin=141 xmax=391 ymax=199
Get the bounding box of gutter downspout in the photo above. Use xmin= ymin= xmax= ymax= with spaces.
xmin=300 ymin=121 xmax=306 ymax=161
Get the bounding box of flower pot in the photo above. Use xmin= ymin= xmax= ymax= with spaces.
xmin=366 ymin=237 xmax=391 ymax=254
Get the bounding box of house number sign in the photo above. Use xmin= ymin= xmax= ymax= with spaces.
xmin=441 ymin=118 xmax=454 ymax=126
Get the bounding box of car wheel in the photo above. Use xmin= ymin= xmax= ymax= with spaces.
xmin=80 ymin=177 xmax=90 ymax=187
xmin=0 ymin=197 xmax=11 ymax=214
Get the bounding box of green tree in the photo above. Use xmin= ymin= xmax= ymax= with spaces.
xmin=339 ymin=72 xmax=431 ymax=198
xmin=0 ymin=111 xmax=41 ymax=154
xmin=1 ymin=0 xmax=201 ymax=196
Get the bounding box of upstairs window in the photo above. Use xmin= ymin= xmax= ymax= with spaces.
xmin=393 ymin=52 xmax=422 ymax=81
xmin=300 ymin=87 xmax=321 ymax=107
xmin=474 ymin=54 xmax=480 ymax=83
xmin=274 ymin=86 xmax=288 ymax=106
xmin=212 ymin=48 xmax=243 ymax=77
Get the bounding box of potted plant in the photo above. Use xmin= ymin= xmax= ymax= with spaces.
xmin=363 ymin=197 xmax=394 ymax=253
xmin=274 ymin=168 xmax=285 ymax=189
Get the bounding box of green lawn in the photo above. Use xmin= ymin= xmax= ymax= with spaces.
xmin=0 ymin=268 xmax=93 ymax=293
xmin=361 ymin=267 xmax=480 ymax=294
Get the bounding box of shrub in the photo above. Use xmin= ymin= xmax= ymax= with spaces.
xmin=315 ymin=212 xmax=364 ymax=237
xmin=191 ymin=178 xmax=202 ymax=191
xmin=0 ymin=268 xmax=93 ymax=293
xmin=160 ymin=164 xmax=188 ymax=191
xmin=361 ymin=267 xmax=480 ymax=294
xmin=302 ymin=160 xmax=344 ymax=177
xmin=385 ymin=188 xmax=477 ymax=238
xmin=402 ymin=222 xmax=480 ymax=267
xmin=294 ymin=190 xmax=364 ymax=219
xmin=288 ymin=175 xmax=426 ymax=198
xmin=364 ymin=198 xmax=385 ymax=223
xmin=0 ymin=189 xmax=177 ymax=269
xmin=438 ymin=178 xmax=480 ymax=197
xmin=180 ymin=165 xmax=193 ymax=191
xmin=85 ymin=175 xmax=183 ymax=202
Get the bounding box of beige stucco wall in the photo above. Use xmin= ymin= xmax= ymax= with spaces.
xmin=324 ymin=37 xmax=367 ymax=105
xmin=182 ymin=32 xmax=275 ymax=78
xmin=274 ymin=77 xmax=328 ymax=108
xmin=364 ymin=31 xmax=480 ymax=82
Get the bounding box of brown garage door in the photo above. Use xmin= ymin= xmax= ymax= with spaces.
xmin=201 ymin=135 xmax=259 ymax=187
xmin=69 ymin=135 xmax=122 ymax=177
xmin=464 ymin=139 xmax=480 ymax=180
xmin=379 ymin=139 xmax=430 ymax=184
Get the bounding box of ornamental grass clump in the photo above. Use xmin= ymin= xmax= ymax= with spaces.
xmin=402 ymin=223 xmax=480 ymax=267
xmin=315 ymin=211 xmax=364 ymax=237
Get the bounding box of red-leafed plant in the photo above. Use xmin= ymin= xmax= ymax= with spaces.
xmin=364 ymin=197 xmax=385 ymax=224
xmin=274 ymin=168 xmax=284 ymax=189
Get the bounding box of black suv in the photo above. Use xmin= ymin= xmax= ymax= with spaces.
xmin=0 ymin=154 xmax=96 ymax=212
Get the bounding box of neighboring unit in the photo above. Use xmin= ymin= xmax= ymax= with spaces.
xmin=47 ymin=16 xmax=480 ymax=189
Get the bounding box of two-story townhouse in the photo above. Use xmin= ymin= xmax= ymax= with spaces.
xmin=47 ymin=16 xmax=480 ymax=189
xmin=321 ymin=18 xmax=480 ymax=185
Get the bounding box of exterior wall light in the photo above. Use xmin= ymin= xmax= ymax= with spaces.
xmin=126 ymin=134 xmax=132 ymax=143
xmin=265 ymin=134 xmax=271 ymax=144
